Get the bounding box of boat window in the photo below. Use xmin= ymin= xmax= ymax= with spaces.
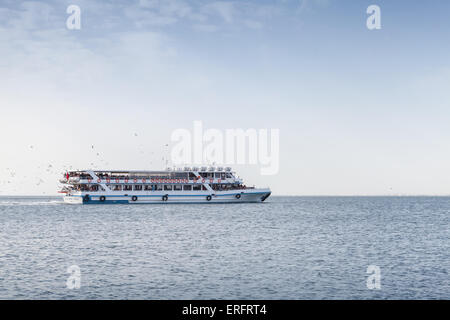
xmin=174 ymin=185 xmax=182 ymax=191
xmin=189 ymin=172 xmax=197 ymax=179
xmin=157 ymin=185 xmax=163 ymax=191
xmin=144 ymin=185 xmax=152 ymax=191
xmin=200 ymin=172 xmax=207 ymax=178
xmin=124 ymin=185 xmax=132 ymax=191
xmin=214 ymin=173 xmax=221 ymax=178
xmin=183 ymin=185 xmax=192 ymax=191
xmin=164 ymin=185 xmax=172 ymax=191
xmin=202 ymin=185 xmax=207 ymax=191
xmin=114 ymin=185 xmax=122 ymax=191
xmin=134 ymin=185 xmax=142 ymax=191
xmin=171 ymin=172 xmax=188 ymax=179
xmin=226 ymin=173 xmax=232 ymax=178
xmin=221 ymin=173 xmax=226 ymax=179
xmin=193 ymin=185 xmax=201 ymax=191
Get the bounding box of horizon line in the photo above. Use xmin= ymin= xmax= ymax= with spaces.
xmin=1 ymin=194 xmax=450 ymax=197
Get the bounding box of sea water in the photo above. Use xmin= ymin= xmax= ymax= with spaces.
xmin=0 ymin=196 xmax=448 ymax=299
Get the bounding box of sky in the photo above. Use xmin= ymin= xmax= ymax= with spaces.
xmin=1 ymin=0 xmax=450 ymax=195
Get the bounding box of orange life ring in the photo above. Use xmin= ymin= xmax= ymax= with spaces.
xmin=142 ymin=178 xmax=146 ymax=183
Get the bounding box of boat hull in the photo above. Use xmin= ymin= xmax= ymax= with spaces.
xmin=63 ymin=189 xmax=271 ymax=204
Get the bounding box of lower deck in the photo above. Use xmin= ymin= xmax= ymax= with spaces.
xmin=63 ymin=189 xmax=271 ymax=204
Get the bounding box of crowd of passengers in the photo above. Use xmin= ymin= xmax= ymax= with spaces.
xmin=74 ymin=184 xmax=250 ymax=192
xmin=67 ymin=172 xmax=233 ymax=180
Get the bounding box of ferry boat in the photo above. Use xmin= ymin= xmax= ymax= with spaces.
xmin=60 ymin=167 xmax=271 ymax=204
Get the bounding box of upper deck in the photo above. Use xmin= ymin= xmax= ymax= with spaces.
xmin=61 ymin=167 xmax=242 ymax=185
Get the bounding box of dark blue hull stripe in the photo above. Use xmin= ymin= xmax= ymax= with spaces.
xmin=73 ymin=192 xmax=268 ymax=198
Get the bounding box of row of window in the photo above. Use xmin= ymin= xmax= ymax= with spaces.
xmin=197 ymin=172 xmax=233 ymax=179
xmin=110 ymin=184 xmax=209 ymax=191
xmin=78 ymin=172 xmax=234 ymax=180
xmin=79 ymin=184 xmax=244 ymax=192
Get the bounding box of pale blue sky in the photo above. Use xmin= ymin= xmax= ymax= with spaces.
xmin=1 ymin=0 xmax=450 ymax=195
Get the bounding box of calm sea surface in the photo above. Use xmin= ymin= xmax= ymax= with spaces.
xmin=0 ymin=196 xmax=448 ymax=299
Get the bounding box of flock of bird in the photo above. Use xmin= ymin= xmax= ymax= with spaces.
xmin=0 ymin=133 xmax=172 ymax=194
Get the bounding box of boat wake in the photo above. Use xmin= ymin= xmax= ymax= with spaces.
xmin=0 ymin=199 xmax=64 ymax=206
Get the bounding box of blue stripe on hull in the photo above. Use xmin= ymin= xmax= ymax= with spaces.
xmin=83 ymin=200 xmax=129 ymax=204
xmin=75 ymin=192 xmax=268 ymax=198
xmin=65 ymin=190 xmax=271 ymax=204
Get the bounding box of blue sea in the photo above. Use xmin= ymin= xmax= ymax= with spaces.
xmin=0 ymin=196 xmax=448 ymax=299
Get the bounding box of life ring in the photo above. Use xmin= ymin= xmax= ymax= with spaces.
xmin=206 ymin=195 xmax=212 ymax=201
xmin=131 ymin=196 xmax=138 ymax=202
xmin=115 ymin=178 xmax=119 ymax=183
xmin=235 ymin=194 xmax=241 ymax=199
xmin=106 ymin=178 xmax=111 ymax=183
xmin=142 ymin=178 xmax=146 ymax=183
xmin=83 ymin=195 xmax=90 ymax=202
xmin=100 ymin=196 xmax=106 ymax=202
xmin=162 ymin=195 xmax=168 ymax=201
xmin=133 ymin=178 xmax=138 ymax=183
xmin=88 ymin=178 xmax=92 ymax=183
xmin=124 ymin=178 xmax=129 ymax=183
xmin=97 ymin=178 xmax=101 ymax=183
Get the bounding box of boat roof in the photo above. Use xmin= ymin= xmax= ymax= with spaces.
xmin=68 ymin=169 xmax=233 ymax=173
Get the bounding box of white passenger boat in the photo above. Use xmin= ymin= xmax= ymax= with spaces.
xmin=60 ymin=167 xmax=271 ymax=204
